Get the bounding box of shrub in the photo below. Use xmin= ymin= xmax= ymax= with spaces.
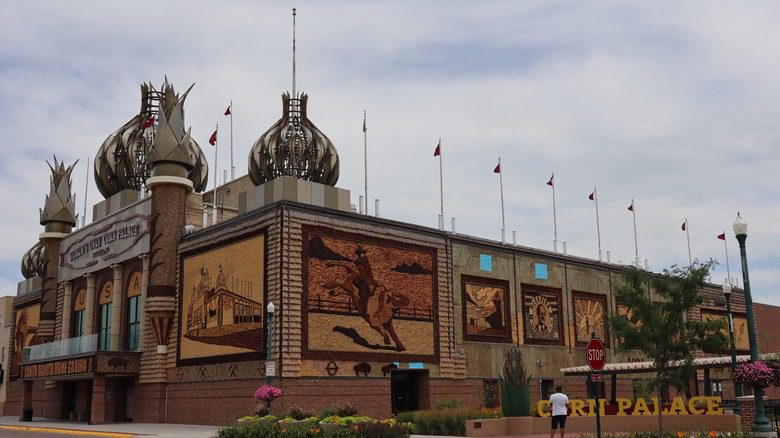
xmin=435 ymin=399 xmax=464 ymax=411
xmin=403 ymin=407 xmax=497 ymax=436
xmin=217 ymin=419 xmax=408 ymax=437
xmin=335 ymin=401 xmax=359 ymax=417
xmin=289 ymin=405 xmax=315 ymax=421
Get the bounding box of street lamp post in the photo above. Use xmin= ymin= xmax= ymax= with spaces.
xmin=722 ymin=280 xmax=742 ymax=410
xmin=266 ymin=302 xmax=275 ymax=384
xmin=733 ymin=213 xmax=772 ymax=433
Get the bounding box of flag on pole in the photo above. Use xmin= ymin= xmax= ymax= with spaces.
xmin=627 ymin=200 xmax=634 ymax=211
xmin=546 ymin=173 xmax=554 ymax=187
xmin=494 ymin=162 xmax=501 ymax=173
xmin=209 ymin=129 xmax=218 ymax=146
xmin=362 ymin=112 xmax=367 ymax=133
xmin=682 ymin=221 xmax=687 ymax=231
xmin=434 ymin=139 xmax=441 ymax=157
xmin=717 ymin=232 xmax=726 ymax=240
xmin=142 ymin=116 xmax=155 ymax=129
xmin=224 ymin=105 xmax=231 ymax=116
xmin=588 ymin=191 xmax=595 ymax=201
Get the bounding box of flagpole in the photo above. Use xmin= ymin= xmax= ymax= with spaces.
xmin=685 ymin=218 xmax=692 ymax=267
xmin=551 ymin=174 xmax=558 ymax=253
xmin=438 ymin=138 xmax=444 ymax=230
xmin=213 ymin=123 xmax=218 ymax=224
xmin=723 ymin=237 xmax=731 ymax=283
xmin=631 ymin=200 xmax=639 ymax=267
xmin=83 ymin=155 xmax=89 ymax=228
xmin=363 ymin=110 xmax=368 ymax=215
xmin=594 ymin=188 xmax=602 ymax=262
xmin=229 ymin=100 xmax=234 ymax=180
xmin=499 ymin=157 xmax=505 ymax=242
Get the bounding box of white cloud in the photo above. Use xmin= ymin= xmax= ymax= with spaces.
xmin=1 ymin=1 xmax=779 ymax=304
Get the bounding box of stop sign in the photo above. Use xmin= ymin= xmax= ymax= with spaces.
xmin=586 ymin=338 xmax=606 ymax=371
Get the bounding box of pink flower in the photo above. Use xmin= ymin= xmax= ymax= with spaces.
xmin=254 ymin=384 xmax=282 ymax=401
xmin=733 ymin=361 xmax=776 ymax=389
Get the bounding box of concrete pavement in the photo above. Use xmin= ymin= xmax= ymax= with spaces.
xmin=0 ymin=416 xmax=219 ymax=438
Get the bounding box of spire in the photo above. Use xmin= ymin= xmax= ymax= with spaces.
xmin=39 ymin=156 xmax=78 ymax=233
xmin=292 ymin=8 xmax=297 ymax=97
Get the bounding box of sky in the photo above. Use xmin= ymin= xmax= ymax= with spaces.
xmin=1 ymin=1 xmax=779 ymax=305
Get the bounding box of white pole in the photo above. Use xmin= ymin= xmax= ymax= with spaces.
xmin=550 ymin=174 xmax=558 ymax=253
xmin=593 ymin=188 xmax=602 ymax=262
xmin=83 ymin=155 xmax=89 ymax=227
xmin=363 ymin=110 xmax=368 ymax=215
xmin=358 ymin=195 xmax=364 ymax=215
xmin=685 ymin=218 xmax=692 ymax=267
xmin=451 ymin=217 xmax=456 ymax=234
xmin=497 ymin=157 xmax=505 ymax=240
xmin=438 ymin=138 xmax=444 ymax=230
xmin=213 ymin=123 xmax=218 ymax=225
xmin=229 ymin=100 xmax=234 ymax=180
xmin=723 ymin=237 xmax=732 ymax=282
xmin=631 ymin=200 xmax=639 ymax=267
xmin=375 ymin=199 xmax=380 ymax=218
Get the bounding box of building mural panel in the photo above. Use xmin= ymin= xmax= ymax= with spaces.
xmin=461 ymin=276 xmax=511 ymax=343
xmin=178 ymin=233 xmax=266 ymax=365
xmin=303 ymin=226 xmax=438 ymax=362
xmin=573 ymin=291 xmax=609 ymax=347
xmin=12 ymin=302 xmax=40 ymax=376
xmin=701 ymin=309 xmax=749 ymax=352
xmin=521 ymin=284 xmax=563 ymax=346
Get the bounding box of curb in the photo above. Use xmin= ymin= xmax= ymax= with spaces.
xmin=0 ymin=425 xmax=133 ymax=438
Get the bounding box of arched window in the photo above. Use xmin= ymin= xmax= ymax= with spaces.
xmin=73 ymin=288 xmax=86 ymax=338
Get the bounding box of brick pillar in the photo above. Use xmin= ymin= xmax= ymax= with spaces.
xmin=110 ymin=264 xmax=124 ymax=350
xmin=61 ymin=281 xmax=72 ymax=340
xmin=38 ymin=233 xmax=68 ymax=342
xmin=84 ymin=274 xmax=96 ymax=336
xmin=737 ymin=395 xmax=757 ymax=432
xmin=90 ymin=374 xmax=107 ymax=425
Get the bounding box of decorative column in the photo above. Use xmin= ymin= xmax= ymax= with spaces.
xmin=84 ymin=274 xmax=96 ymax=337
xmin=145 ymin=80 xmax=197 ymax=355
xmin=140 ymin=253 xmax=149 ymax=348
xmin=110 ymin=264 xmax=124 ymax=350
xmin=37 ymin=158 xmax=78 ymax=342
xmin=61 ymin=281 xmax=72 ymax=341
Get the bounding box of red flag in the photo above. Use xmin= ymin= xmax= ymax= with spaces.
xmin=682 ymin=221 xmax=686 ymax=231
xmin=627 ymin=200 xmax=634 ymax=212
xmin=142 ymin=116 xmax=155 ymax=129
xmin=717 ymin=232 xmax=726 ymax=240
xmin=588 ymin=191 xmax=595 ymax=201
xmin=224 ymin=105 xmax=231 ymax=116
xmin=208 ymin=129 xmax=218 ymax=146
xmin=546 ymin=173 xmax=554 ymax=187
xmin=434 ymin=140 xmax=441 ymax=157
xmin=493 ymin=162 xmax=501 ymax=173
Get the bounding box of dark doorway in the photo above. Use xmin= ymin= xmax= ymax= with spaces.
xmin=391 ymin=370 xmax=428 ymax=414
xmin=61 ymin=382 xmax=76 ymax=420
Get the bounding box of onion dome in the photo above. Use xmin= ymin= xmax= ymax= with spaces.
xmin=21 ymin=240 xmax=45 ymax=279
xmin=248 ymin=92 xmax=339 ymax=186
xmin=95 ymin=81 xmax=208 ymax=198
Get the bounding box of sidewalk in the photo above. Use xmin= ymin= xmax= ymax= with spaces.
xmin=0 ymin=416 xmax=219 ymax=438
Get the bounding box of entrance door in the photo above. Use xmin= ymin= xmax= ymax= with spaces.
xmin=391 ymin=370 xmax=427 ymax=414
xmin=61 ymin=382 xmax=76 ymax=420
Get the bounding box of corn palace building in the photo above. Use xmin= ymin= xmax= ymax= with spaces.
xmin=4 ymin=79 xmax=779 ymax=425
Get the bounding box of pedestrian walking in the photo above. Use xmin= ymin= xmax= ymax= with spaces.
xmin=549 ymin=385 xmax=569 ymax=438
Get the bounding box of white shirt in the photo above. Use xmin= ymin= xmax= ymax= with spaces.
xmin=550 ymin=392 xmax=569 ymax=416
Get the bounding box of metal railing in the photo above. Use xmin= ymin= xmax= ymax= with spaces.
xmin=22 ymin=334 xmax=98 ymax=362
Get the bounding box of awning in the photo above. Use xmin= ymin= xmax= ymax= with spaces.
xmin=560 ymin=354 xmax=772 ymax=376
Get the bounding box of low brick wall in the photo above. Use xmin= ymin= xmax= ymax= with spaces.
xmin=467 ymin=415 xmax=740 ymax=437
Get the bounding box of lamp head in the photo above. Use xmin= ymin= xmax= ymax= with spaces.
xmin=722 ymin=279 xmax=732 ymax=297
xmin=733 ymin=212 xmax=748 ymax=237
xmin=267 ymin=302 xmax=275 ymax=314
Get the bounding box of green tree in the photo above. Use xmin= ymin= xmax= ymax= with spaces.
xmin=608 ymin=260 xmax=727 ymax=432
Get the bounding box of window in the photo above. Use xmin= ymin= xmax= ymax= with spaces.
xmin=710 ymin=380 xmax=724 ymax=398
xmin=98 ymin=280 xmax=113 ymax=351
xmin=98 ymin=303 xmax=112 ymax=350
xmin=73 ymin=288 xmax=87 ymax=352
xmin=126 ymin=271 xmax=142 ymax=351
xmin=541 ymin=379 xmax=554 ymax=400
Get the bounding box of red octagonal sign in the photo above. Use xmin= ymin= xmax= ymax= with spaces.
xmin=586 ymin=338 xmax=606 ymax=372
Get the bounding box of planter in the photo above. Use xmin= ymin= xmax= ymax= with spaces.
xmin=319 ymin=422 xmax=341 ymax=431
xmin=280 ymin=419 xmax=319 ymax=429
